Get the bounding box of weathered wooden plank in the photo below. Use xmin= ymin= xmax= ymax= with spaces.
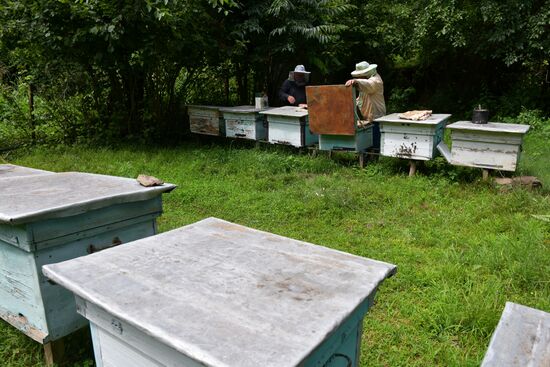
xmin=380 ymin=131 xmax=434 ymax=160
xmin=481 ymin=302 xmax=550 ymax=367
xmin=0 ymin=165 xmax=52 ymax=178
xmin=450 ymin=139 xmax=521 ymax=171
xmin=0 ymin=172 xmax=175 ymax=225
xmin=318 ymin=126 xmax=373 ymax=152
xmin=79 ymin=298 xmax=205 ymax=367
xmin=29 ymin=196 xmax=162 ymax=246
xmin=188 ymin=106 xmax=224 ymax=136
xmin=307 ymin=85 xmax=356 ymax=136
xmin=375 ymin=113 xmax=451 ymax=125
xmin=452 ymin=130 xmax=524 ymax=145
xmin=448 ymin=121 xmax=530 ymax=134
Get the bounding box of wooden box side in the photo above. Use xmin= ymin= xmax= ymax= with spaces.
xmin=306 ymin=85 xmax=356 ymax=136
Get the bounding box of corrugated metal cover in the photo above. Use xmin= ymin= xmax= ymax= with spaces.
xmin=0 ymin=172 xmax=176 ymax=224
xmin=307 ymin=85 xmax=356 ymax=136
xmin=43 ymin=217 xmax=397 ymax=367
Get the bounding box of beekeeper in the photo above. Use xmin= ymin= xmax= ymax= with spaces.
xmin=345 ymin=61 xmax=386 ymax=122
xmin=279 ymin=65 xmax=310 ymax=107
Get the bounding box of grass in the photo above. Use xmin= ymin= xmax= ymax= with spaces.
xmin=1 ymin=132 xmax=549 ymax=367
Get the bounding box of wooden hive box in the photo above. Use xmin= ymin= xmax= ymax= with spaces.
xmin=187 ymin=105 xmax=225 ymax=136
xmin=443 ymin=121 xmax=530 ymax=171
xmin=307 ymin=85 xmax=373 ymax=152
xmin=375 ymin=113 xmax=451 ymax=160
xmin=43 ymin=217 xmax=397 ymax=367
xmin=260 ymin=106 xmax=317 ymax=147
xmin=220 ymin=105 xmax=268 ymax=141
xmin=0 ymin=172 xmax=175 ymax=350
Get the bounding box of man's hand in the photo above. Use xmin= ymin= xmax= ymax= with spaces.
xmin=287 ymin=95 xmax=296 ymax=104
xmin=345 ymin=79 xmax=355 ymax=87
xmin=298 ymin=103 xmax=307 ymax=109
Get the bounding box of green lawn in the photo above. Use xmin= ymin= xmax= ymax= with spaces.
xmin=1 ymin=132 xmax=549 ymax=367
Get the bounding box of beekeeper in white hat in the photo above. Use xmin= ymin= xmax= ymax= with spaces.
xmin=279 ymin=65 xmax=310 ymax=107
xmin=345 ymin=61 xmax=386 ymax=122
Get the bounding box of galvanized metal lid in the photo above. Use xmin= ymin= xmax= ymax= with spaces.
xmin=0 ymin=172 xmax=176 ymax=224
xmin=481 ymin=302 xmax=550 ymax=367
xmin=448 ymin=121 xmax=531 ymax=134
xmin=0 ymin=164 xmax=52 ymax=179
xmin=43 ymin=217 xmax=397 ymax=367
xmin=374 ymin=113 xmax=452 ymax=125
xmin=259 ymin=106 xmax=308 ymax=118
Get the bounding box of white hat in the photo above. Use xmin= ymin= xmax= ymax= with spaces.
xmin=293 ymin=65 xmax=311 ymax=74
xmin=351 ymin=61 xmax=377 ymax=77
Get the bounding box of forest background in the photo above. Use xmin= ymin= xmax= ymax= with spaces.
xmin=0 ymin=0 xmax=549 ymax=147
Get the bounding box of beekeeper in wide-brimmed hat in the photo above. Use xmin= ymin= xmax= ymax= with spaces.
xmin=279 ymin=65 xmax=310 ymax=107
xmin=345 ymin=61 xmax=386 ymax=123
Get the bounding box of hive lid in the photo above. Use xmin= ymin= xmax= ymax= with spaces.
xmin=481 ymin=302 xmax=550 ymax=367
xmin=374 ymin=113 xmax=452 ymax=125
xmin=259 ymin=106 xmax=308 ymax=118
xmin=219 ymin=105 xmax=268 ymax=113
xmin=0 ymin=164 xmax=53 ymax=179
xmin=187 ymin=105 xmax=224 ymax=110
xmin=448 ymin=121 xmax=531 ymax=134
xmin=43 ymin=217 xmax=397 ymax=367
xmin=0 ymin=172 xmax=176 ymax=225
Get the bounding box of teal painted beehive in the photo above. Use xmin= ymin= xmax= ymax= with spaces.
xmin=259 ymin=106 xmax=318 ymax=147
xmin=0 ymin=172 xmax=175 ymax=345
xmin=220 ymin=105 xmax=268 ymax=140
xmin=43 ymin=217 xmax=397 ymax=367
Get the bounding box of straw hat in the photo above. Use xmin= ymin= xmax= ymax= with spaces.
xmin=351 ymin=61 xmax=377 ymax=77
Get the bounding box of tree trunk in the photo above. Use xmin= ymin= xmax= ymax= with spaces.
xmin=28 ymin=83 xmax=35 ymax=144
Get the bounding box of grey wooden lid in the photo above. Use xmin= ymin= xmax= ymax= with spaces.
xmin=187 ymin=105 xmax=224 ymax=110
xmin=0 ymin=172 xmax=176 ymax=224
xmin=374 ymin=113 xmax=452 ymax=125
xmin=0 ymin=164 xmax=52 ymax=179
xmin=448 ymin=121 xmax=531 ymax=134
xmin=219 ymin=105 xmax=267 ymax=113
xmin=481 ymin=302 xmax=550 ymax=367
xmin=259 ymin=106 xmax=308 ymax=118
xmin=43 ymin=217 xmax=397 ymax=367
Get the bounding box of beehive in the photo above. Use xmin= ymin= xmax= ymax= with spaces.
xmin=260 ymin=106 xmax=317 ymax=147
xmin=376 ymin=113 xmax=451 ymax=160
xmin=43 ymin=217 xmax=397 ymax=367
xmin=0 ymin=172 xmax=175 ymax=346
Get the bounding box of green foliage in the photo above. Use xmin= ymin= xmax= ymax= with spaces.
xmin=0 ymin=0 xmax=549 ymax=144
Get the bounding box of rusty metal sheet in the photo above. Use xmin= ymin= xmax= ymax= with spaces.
xmin=306 ymin=85 xmax=356 ymax=136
